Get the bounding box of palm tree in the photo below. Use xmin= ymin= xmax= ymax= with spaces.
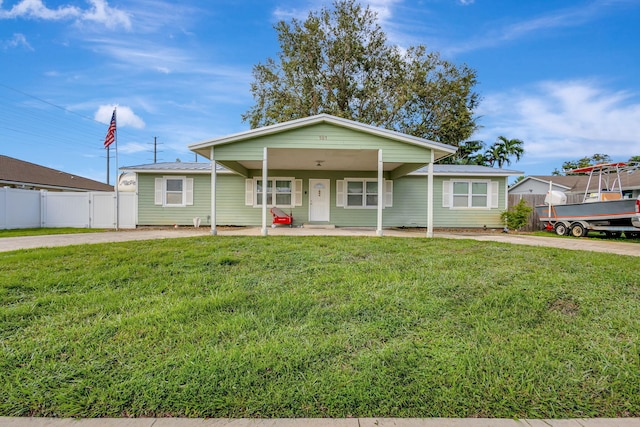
xmin=484 ymin=144 xmax=504 ymax=168
xmin=486 ymin=136 xmax=524 ymax=168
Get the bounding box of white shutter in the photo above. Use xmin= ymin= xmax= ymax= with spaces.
xmin=245 ymin=179 xmax=254 ymax=206
xmin=186 ymin=178 xmax=194 ymax=205
xmin=491 ymin=181 xmax=499 ymax=208
xmin=442 ymin=181 xmax=451 ymax=207
xmin=294 ymin=179 xmax=303 ymax=206
xmin=336 ymin=180 xmax=345 ymax=207
xmin=384 ymin=180 xmax=393 ymax=207
xmin=154 ymin=178 xmax=163 ymax=205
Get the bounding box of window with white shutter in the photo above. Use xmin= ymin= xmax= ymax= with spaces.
xmin=156 ymin=176 xmax=192 ymax=207
xmin=444 ymin=179 xmax=493 ymax=209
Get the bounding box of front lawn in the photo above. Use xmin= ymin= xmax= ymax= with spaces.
xmin=0 ymin=228 xmax=108 ymax=238
xmin=1 ymin=236 xmax=638 ymax=418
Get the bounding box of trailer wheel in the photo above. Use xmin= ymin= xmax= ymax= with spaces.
xmin=554 ymin=223 xmax=569 ymax=236
xmin=625 ymin=231 xmax=640 ymax=239
xmin=605 ymin=231 xmax=621 ymax=238
xmin=570 ymin=223 xmax=587 ymax=238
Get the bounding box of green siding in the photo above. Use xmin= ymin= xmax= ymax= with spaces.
xmin=137 ymin=174 xmax=212 ymax=226
xmin=214 ymin=123 xmax=432 ymax=163
xmin=137 ymin=171 xmax=507 ymax=229
xmin=432 ymin=176 xmax=507 ymax=228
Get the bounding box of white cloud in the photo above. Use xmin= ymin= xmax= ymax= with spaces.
xmin=0 ymin=0 xmax=79 ymax=20
xmin=0 ymin=0 xmax=130 ymax=30
xmin=95 ymin=105 xmax=145 ymax=129
xmin=476 ymin=80 xmax=640 ymax=167
xmin=80 ymin=0 xmax=131 ymax=30
xmin=1 ymin=33 xmax=33 ymax=50
xmin=444 ymin=0 xmax=629 ymax=55
xmin=118 ymin=141 xmax=148 ymax=154
xmin=86 ymin=37 xmax=190 ymax=73
xmin=273 ymin=0 xmax=400 ymax=25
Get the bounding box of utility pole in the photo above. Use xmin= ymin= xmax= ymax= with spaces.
xmin=150 ymin=136 xmax=164 ymax=163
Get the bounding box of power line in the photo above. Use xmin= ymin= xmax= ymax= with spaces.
xmin=0 ymin=83 xmax=103 ymax=125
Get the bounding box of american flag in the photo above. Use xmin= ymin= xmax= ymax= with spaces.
xmin=104 ymin=109 xmax=116 ymax=148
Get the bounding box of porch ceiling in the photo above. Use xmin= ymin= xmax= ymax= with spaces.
xmin=232 ymin=148 xmax=405 ymax=171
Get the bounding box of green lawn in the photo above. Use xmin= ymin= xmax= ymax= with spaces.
xmin=1 ymin=236 xmax=639 ymax=418
xmin=0 ymin=228 xmax=108 ymax=238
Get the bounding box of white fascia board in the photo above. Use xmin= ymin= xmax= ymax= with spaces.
xmin=188 ymin=114 xmax=457 ymax=154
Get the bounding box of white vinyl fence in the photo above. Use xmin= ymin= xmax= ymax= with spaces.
xmin=0 ymin=187 xmax=136 ymax=229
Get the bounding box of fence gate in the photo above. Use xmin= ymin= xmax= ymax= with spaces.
xmin=0 ymin=188 xmax=136 ymax=229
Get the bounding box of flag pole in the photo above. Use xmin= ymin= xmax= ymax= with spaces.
xmin=115 ymin=107 xmax=119 ymax=231
xmin=104 ymin=107 xmax=118 ymax=230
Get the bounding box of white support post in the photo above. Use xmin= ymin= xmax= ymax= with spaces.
xmin=427 ymin=151 xmax=434 ymax=238
xmin=377 ymin=149 xmax=384 ymax=236
xmin=261 ymin=147 xmax=268 ymax=236
xmin=210 ymin=147 xmax=217 ymax=235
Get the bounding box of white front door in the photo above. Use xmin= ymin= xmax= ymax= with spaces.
xmin=309 ymin=179 xmax=330 ymax=222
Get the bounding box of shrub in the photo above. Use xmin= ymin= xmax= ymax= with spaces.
xmin=501 ymin=198 xmax=533 ymax=231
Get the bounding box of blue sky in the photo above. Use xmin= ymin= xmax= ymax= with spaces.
xmin=2 ymin=0 xmax=640 ymax=184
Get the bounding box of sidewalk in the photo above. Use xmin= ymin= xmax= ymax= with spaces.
xmin=0 ymin=227 xmax=638 ymax=257
xmin=2 ymin=417 xmax=639 ymax=426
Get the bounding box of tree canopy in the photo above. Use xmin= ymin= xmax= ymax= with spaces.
xmin=551 ymin=154 xmax=639 ymax=175
xmin=243 ymin=0 xmax=480 ymax=146
xmin=440 ymin=136 xmax=525 ymax=168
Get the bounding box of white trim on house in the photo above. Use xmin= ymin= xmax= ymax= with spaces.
xmin=245 ymin=177 xmax=301 ymax=208
xmin=335 ymin=178 xmax=393 ymax=209
xmin=154 ymin=176 xmax=193 ymax=207
xmin=442 ymin=179 xmax=499 ymax=209
xmin=188 ymin=114 xmax=457 ymax=159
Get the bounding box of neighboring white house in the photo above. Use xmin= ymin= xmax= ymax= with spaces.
xmin=509 ymin=174 xmax=640 ymax=199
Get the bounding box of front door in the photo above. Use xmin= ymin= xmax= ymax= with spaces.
xmin=309 ymin=179 xmax=330 ymax=222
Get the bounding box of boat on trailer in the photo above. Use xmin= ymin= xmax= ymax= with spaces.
xmin=535 ymin=162 xmax=640 ymax=238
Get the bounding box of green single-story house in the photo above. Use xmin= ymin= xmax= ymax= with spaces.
xmin=121 ymin=114 xmax=522 ymax=236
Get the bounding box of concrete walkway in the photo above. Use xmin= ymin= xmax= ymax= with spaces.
xmin=2 ymin=417 xmax=639 ymax=426
xmin=0 ymin=227 xmax=638 ymax=256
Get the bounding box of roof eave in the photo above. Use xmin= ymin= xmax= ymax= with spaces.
xmin=188 ymin=114 xmax=457 ymax=157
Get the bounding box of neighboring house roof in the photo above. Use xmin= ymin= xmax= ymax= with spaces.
xmin=0 ymin=155 xmax=113 ymax=192
xmin=188 ymin=113 xmax=458 ymax=161
xmin=509 ymin=173 xmax=640 ymax=194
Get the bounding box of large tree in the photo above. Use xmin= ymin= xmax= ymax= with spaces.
xmin=243 ymin=0 xmax=480 ymax=146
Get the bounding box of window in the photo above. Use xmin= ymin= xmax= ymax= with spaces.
xmin=165 ymin=178 xmax=184 ymax=205
xmin=257 ymin=179 xmax=292 ymax=206
xmin=337 ymin=179 xmax=393 ymax=208
xmin=154 ymin=177 xmax=194 ymax=207
xmin=347 ymin=180 xmax=378 ymax=207
xmin=443 ymin=180 xmax=498 ymax=209
xmin=245 ymin=178 xmax=302 ymax=208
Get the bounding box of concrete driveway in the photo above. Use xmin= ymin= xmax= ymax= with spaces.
xmin=0 ymin=227 xmax=638 ymax=256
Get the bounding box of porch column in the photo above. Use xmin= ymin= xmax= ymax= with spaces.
xmin=377 ymin=149 xmax=384 ymax=236
xmin=426 ymin=150 xmax=434 ymax=238
xmin=261 ymin=147 xmax=268 ymax=236
xmin=210 ymin=147 xmax=217 ymax=235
